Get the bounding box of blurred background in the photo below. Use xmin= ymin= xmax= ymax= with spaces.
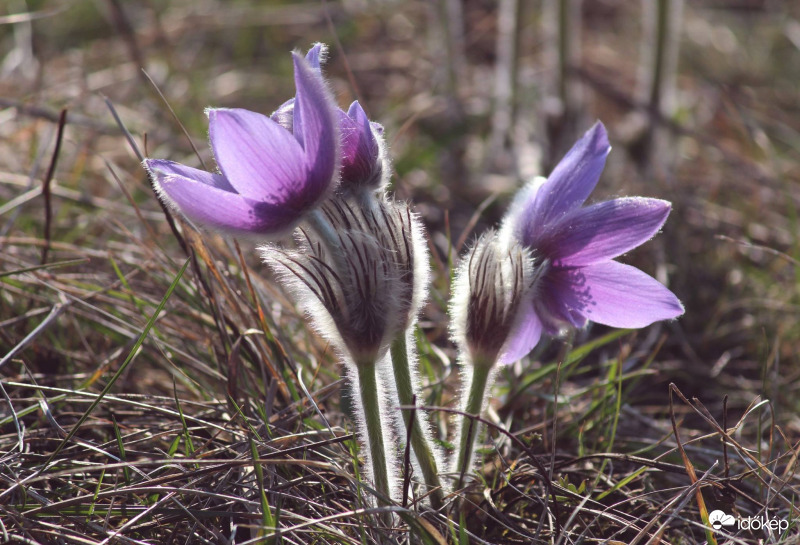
xmin=1 ymin=0 xmax=800 ymax=541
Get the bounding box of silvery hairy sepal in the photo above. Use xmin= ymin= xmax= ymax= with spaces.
xmin=450 ymin=231 xmax=542 ymax=368
xmin=261 ymin=194 xmax=423 ymax=368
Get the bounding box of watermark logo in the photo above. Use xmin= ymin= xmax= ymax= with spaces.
xmin=709 ymin=510 xmax=735 ymax=530
xmin=708 ymin=509 xmax=790 ymax=534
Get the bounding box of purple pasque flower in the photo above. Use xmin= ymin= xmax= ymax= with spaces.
xmin=272 ymin=44 xmax=389 ymax=192
xmin=496 ymin=121 xmax=684 ymax=364
xmin=144 ymin=49 xmax=339 ymax=238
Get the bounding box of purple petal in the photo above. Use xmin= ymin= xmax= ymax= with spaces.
xmin=304 ymin=43 xmax=326 ymax=71
xmin=339 ymin=101 xmax=381 ymax=187
xmin=544 ymin=198 xmax=671 ymax=266
xmin=291 ymin=52 xmax=339 ymax=193
xmin=270 ymin=98 xmax=295 ymax=132
xmin=498 ymin=307 xmax=543 ymax=365
xmin=269 ymin=43 xmax=328 ymax=131
xmin=518 ymin=123 xmax=610 ymax=246
xmin=147 ymin=162 xmax=300 ymax=235
xmin=536 ymin=270 xmax=590 ymax=332
xmin=208 ymin=108 xmax=306 ymax=202
xmin=144 ymin=159 xmax=234 ymax=192
xmin=547 ymin=262 xmax=684 ymax=328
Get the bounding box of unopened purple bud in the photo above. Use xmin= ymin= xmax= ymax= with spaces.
xmin=338 ymin=101 xmax=390 ymax=192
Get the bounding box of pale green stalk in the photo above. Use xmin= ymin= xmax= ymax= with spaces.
xmin=454 ymin=359 xmax=493 ymax=491
xmin=390 ymin=333 xmax=444 ymax=509
xmin=306 ymin=209 xmax=340 ymax=250
xmin=355 ymin=360 xmax=392 ymax=522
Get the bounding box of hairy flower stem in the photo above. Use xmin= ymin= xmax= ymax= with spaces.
xmin=306 ymin=208 xmax=341 ymax=251
xmin=355 ymin=360 xmax=392 ymax=522
xmin=454 ymin=361 xmax=492 ymax=492
xmin=390 ymin=333 xmax=444 ymax=510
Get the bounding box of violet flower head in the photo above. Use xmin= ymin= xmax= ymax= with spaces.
xmin=144 ymin=50 xmax=339 ymax=238
xmin=495 ymin=121 xmax=684 ymax=364
xmin=273 ymin=44 xmax=390 ymax=193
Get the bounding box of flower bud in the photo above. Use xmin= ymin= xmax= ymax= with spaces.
xmin=450 ymin=231 xmax=536 ymax=368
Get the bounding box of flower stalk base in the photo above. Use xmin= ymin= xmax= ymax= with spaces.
xmin=454 ymin=360 xmax=492 ymax=491
xmin=390 ymin=333 xmax=444 ymax=510
xmin=355 ymin=360 xmax=392 ymax=522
